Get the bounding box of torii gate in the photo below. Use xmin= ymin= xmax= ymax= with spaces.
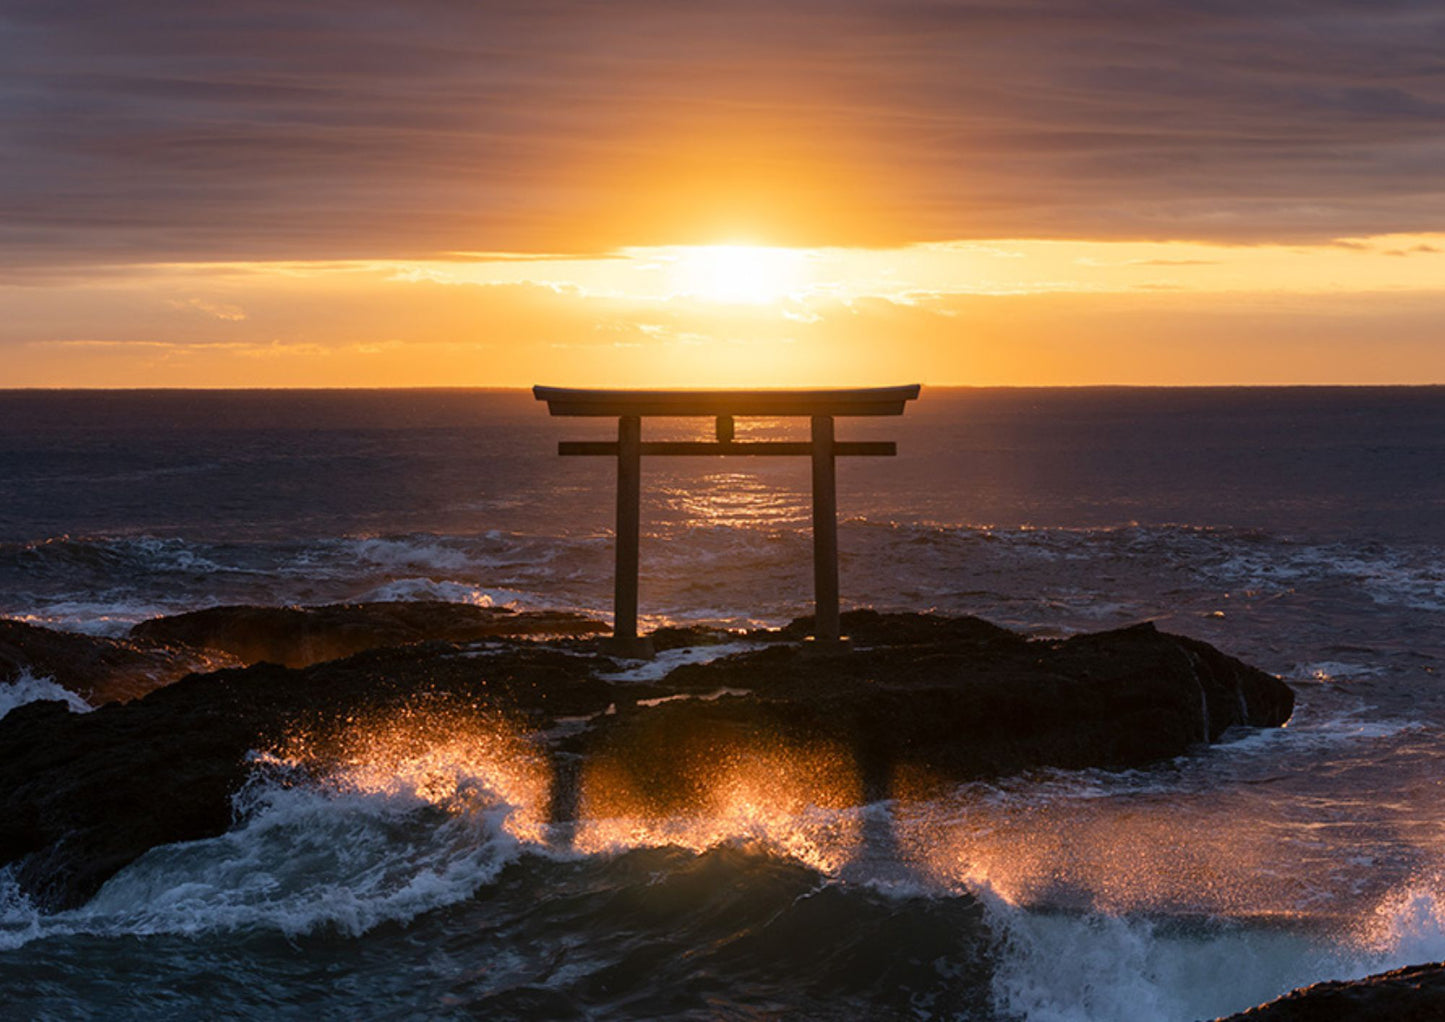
xmin=534 ymin=385 xmax=921 ymax=656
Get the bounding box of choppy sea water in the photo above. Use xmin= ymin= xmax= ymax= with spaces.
xmin=1 ymin=387 xmax=1443 ymax=1020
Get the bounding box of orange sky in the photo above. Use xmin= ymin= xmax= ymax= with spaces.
xmin=3 ymin=3 xmax=1443 ymax=386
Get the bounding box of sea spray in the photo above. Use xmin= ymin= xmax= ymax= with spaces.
xmin=0 ymin=867 xmax=43 ymax=952
xmin=983 ymin=893 xmax=1318 ymax=1022
xmin=0 ymin=669 xmax=91 ymax=720
xmin=84 ymin=783 xmax=528 ymax=940
xmin=1351 ymin=881 xmax=1445 ymax=974
xmin=0 ymin=778 xmax=532 ymax=949
xmin=980 ymin=878 xmax=1445 ymax=1022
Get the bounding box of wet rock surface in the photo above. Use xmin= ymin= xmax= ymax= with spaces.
xmin=0 ymin=610 xmax=1293 ymax=911
xmin=0 ymin=618 xmax=237 ymax=705
xmin=585 ymin=614 xmax=1294 ymax=812
xmin=1214 ymin=961 xmax=1445 ymax=1021
xmin=128 ymin=600 xmax=610 ymax=667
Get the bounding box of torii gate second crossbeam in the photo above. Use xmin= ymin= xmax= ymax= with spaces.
xmin=534 ymin=385 xmax=921 ymax=657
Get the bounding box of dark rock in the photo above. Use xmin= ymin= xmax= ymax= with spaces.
xmin=0 ymin=611 xmax=1293 ymax=911
xmin=769 ymin=608 xmax=1022 ymax=647
xmin=580 ymin=616 xmax=1293 ymax=811
xmin=0 ymin=618 xmax=237 ymax=705
xmin=645 ymin=624 xmax=742 ymax=652
xmin=129 ymin=601 xmax=610 ymax=667
xmin=1215 ymin=961 xmax=1445 ymax=1021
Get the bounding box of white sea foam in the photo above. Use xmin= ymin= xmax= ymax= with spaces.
xmin=350 ymin=536 xmax=480 ymax=572
xmin=355 ymin=577 xmax=527 ymax=607
xmin=984 ymin=892 xmax=1332 ymax=1022
xmin=1290 ymin=661 xmax=1386 ymax=683
xmin=342 ymin=534 xmax=569 ymax=575
xmin=983 ymin=877 xmax=1445 ymax=1022
xmin=1209 ymin=542 xmax=1445 ymax=612
xmin=124 ymin=536 xmax=229 ymax=574
xmin=0 ymin=780 xmax=531 ymax=950
xmin=597 ymin=641 xmax=761 ymax=682
xmin=0 ymin=670 xmax=91 ymax=721
xmin=0 ymin=868 xmax=42 ymax=950
xmin=1359 ymin=884 xmax=1445 ymax=966
xmin=13 ymin=599 xmax=191 ymax=637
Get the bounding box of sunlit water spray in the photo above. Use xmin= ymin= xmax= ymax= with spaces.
xmin=253 ymin=703 xmax=555 ymax=843
xmin=574 ymin=733 xmax=864 ymax=874
xmin=5 ymin=698 xmax=1445 ymax=1021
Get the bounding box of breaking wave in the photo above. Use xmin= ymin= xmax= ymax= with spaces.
xmin=0 ymin=670 xmax=92 ymax=721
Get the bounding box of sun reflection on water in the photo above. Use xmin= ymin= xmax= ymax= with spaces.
xmin=658 ymin=473 xmax=811 ymax=530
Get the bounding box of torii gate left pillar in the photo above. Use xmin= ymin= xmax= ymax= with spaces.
xmin=534 ymin=385 xmax=921 ymax=657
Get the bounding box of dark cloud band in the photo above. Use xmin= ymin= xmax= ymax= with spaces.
xmin=2 ymin=0 xmax=1442 ymax=266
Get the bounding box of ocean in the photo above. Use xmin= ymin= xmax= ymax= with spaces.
xmin=1 ymin=386 xmax=1443 ymax=1020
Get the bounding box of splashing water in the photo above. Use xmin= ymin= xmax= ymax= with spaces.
xmin=574 ymin=735 xmax=865 ymax=873
xmin=0 ymin=670 xmax=92 ymax=720
xmin=253 ymin=703 xmax=555 ymax=843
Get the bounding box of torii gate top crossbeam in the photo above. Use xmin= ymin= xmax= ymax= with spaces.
xmin=533 ymin=385 xmax=919 ymax=418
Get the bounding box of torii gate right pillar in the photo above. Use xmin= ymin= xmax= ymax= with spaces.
xmin=614 ymin=414 xmax=643 ymax=652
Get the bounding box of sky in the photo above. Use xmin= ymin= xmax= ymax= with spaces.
xmin=2 ymin=0 xmax=1443 ymax=387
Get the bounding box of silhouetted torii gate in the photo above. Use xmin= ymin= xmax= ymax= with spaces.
xmin=534 ymin=385 xmax=921 ymax=656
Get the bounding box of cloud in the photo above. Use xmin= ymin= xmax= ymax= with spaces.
xmin=2 ymin=1 xmax=1443 ymax=268
xmin=167 ymin=297 xmax=247 ymax=320
xmin=1389 ymin=243 xmax=1444 ymax=255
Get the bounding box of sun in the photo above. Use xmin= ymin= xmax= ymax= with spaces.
xmin=669 ymin=244 xmax=807 ymax=304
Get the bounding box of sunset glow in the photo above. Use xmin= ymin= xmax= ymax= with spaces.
xmin=8 ymin=233 xmax=1445 ymax=387
xmin=4 ymin=3 xmax=1443 ymax=387
xmin=664 ymin=244 xmax=809 ymax=304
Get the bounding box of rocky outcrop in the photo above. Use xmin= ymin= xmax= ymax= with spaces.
xmin=0 ymin=618 xmax=237 ymax=705
xmin=0 ymin=641 xmax=613 ymax=910
xmin=579 ymin=614 xmax=1293 ymax=811
xmin=1215 ymin=962 xmax=1445 ymax=1021
xmin=128 ymin=601 xmax=610 ymax=667
xmin=0 ymin=610 xmax=1293 ymax=911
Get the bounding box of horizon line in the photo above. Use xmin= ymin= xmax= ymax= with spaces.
xmin=3 ymin=382 xmax=1444 ymax=394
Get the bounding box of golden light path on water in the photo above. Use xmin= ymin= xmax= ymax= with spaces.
xmin=647 ymin=416 xmax=813 ymax=531
xmin=658 ymin=473 xmax=811 ymax=530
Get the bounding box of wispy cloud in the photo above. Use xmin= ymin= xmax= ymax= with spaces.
xmin=167 ymin=298 xmax=247 ymax=321
xmin=2 ymin=1 xmax=1442 ymax=269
